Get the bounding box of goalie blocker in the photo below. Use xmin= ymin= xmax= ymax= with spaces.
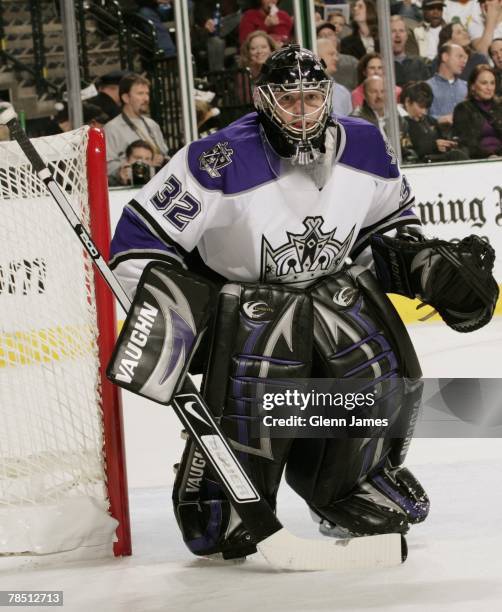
xmin=107 ymin=261 xmax=218 ymax=402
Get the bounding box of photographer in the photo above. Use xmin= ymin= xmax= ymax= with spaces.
xmin=109 ymin=140 xmax=155 ymax=187
xmin=104 ymin=73 xmax=169 ymax=179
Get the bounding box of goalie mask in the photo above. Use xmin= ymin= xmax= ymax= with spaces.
xmin=253 ymin=44 xmax=334 ymax=165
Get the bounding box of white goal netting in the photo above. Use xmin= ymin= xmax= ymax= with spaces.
xmin=0 ymin=127 xmax=119 ymax=558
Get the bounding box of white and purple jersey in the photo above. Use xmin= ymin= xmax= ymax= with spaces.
xmin=110 ymin=113 xmax=417 ymax=295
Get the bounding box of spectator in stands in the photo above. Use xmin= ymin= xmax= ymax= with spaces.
xmin=327 ymin=11 xmax=351 ymax=39
xmin=488 ymin=37 xmax=502 ymax=94
xmin=196 ymin=98 xmax=222 ymax=138
xmin=136 ymin=0 xmax=176 ymax=58
xmin=239 ymin=1 xmax=293 ymax=47
xmin=453 ymin=64 xmax=502 ymax=156
xmin=313 ymin=2 xmax=324 ymax=25
xmin=392 ymin=15 xmax=431 ymax=86
xmin=192 ymin=1 xmax=241 ymax=72
xmin=87 ymin=70 xmax=127 ymax=121
xmin=44 ymin=102 xmax=109 ymax=135
xmin=350 ymin=75 xmax=388 ymax=137
xmin=400 ymin=80 xmax=469 ymax=161
xmin=341 ymin=0 xmax=379 ymax=60
xmin=317 ymin=38 xmax=353 ymax=116
xmin=352 ymin=52 xmax=402 ymax=108
xmin=239 ymin=30 xmax=277 ymax=80
xmin=469 ymin=0 xmax=502 ymax=56
xmin=431 ymin=21 xmax=489 ymax=80
xmin=427 ymin=43 xmax=468 ymax=126
xmin=414 ymin=0 xmax=447 ymax=61
xmin=391 ymin=0 xmax=424 ymax=22
xmin=443 ymin=0 xmax=482 ymax=28
xmin=317 ymin=22 xmax=358 ymax=90
xmin=110 ymin=139 xmax=156 ymax=187
xmin=104 ymin=73 xmax=168 ymax=179
xmin=317 ymin=21 xmax=340 ymax=43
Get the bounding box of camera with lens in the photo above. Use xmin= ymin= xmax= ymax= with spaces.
xmin=131 ymin=161 xmax=153 ymax=186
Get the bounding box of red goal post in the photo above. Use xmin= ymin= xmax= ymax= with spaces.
xmin=87 ymin=127 xmax=131 ymax=557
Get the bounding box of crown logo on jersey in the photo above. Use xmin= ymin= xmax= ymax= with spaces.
xmin=261 ymin=217 xmax=355 ymax=285
xmin=199 ymin=141 xmax=234 ymax=178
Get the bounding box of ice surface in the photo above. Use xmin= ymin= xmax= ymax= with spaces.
xmin=1 ymin=320 xmax=501 ymax=612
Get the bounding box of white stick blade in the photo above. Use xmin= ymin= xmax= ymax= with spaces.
xmin=257 ymin=528 xmax=403 ymax=571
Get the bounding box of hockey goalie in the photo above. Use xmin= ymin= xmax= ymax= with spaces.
xmin=107 ymin=46 xmax=499 ymax=560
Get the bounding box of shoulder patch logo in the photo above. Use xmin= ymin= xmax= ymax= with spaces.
xmin=199 ymin=141 xmax=234 ymax=178
xmin=385 ymin=139 xmax=397 ymax=165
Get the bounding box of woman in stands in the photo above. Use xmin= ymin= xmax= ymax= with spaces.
xmin=453 ymin=64 xmax=502 ymax=158
xmin=351 ymin=52 xmax=401 ymax=108
xmin=341 ymin=0 xmax=379 ymax=60
xmin=239 ymin=0 xmax=293 ymax=47
xmin=235 ymin=30 xmax=277 ymax=105
xmin=239 ymin=30 xmax=277 ymax=80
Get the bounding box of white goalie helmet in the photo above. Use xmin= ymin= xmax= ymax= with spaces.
xmin=253 ymin=44 xmax=334 ymax=165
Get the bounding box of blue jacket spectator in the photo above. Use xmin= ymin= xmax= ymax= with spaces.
xmin=137 ymin=0 xmax=176 ymax=58
xmin=427 ymin=43 xmax=468 ymax=125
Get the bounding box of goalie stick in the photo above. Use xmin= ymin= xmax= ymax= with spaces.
xmin=0 ymin=105 xmax=405 ymax=571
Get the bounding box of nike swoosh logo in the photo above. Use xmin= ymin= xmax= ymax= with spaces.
xmin=183 ymin=400 xmax=211 ymax=427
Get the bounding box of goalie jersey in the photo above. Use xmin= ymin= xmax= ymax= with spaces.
xmin=110 ymin=113 xmax=417 ymax=293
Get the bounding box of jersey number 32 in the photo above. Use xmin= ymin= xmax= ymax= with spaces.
xmin=150 ymin=174 xmax=201 ymax=231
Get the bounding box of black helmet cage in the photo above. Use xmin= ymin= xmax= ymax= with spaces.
xmin=254 ymin=45 xmax=333 ymax=164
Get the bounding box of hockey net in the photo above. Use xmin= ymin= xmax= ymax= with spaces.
xmin=0 ymin=126 xmax=130 ymax=560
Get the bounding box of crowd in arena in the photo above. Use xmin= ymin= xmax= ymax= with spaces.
xmin=3 ymin=0 xmax=501 ymax=184
xmin=139 ymin=0 xmax=502 ymax=172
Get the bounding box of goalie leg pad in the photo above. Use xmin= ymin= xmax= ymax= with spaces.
xmin=107 ymin=261 xmax=218 ymax=403
xmin=285 ymin=269 xmax=426 ymax=534
xmin=173 ymin=282 xmax=313 ymax=556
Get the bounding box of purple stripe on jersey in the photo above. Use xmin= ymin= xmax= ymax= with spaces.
xmin=187 ymin=113 xmax=280 ymax=194
xmin=110 ymin=206 xmax=178 ymax=259
xmin=337 ymin=116 xmax=400 ymax=179
xmin=353 ymin=208 xmax=419 ymax=248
